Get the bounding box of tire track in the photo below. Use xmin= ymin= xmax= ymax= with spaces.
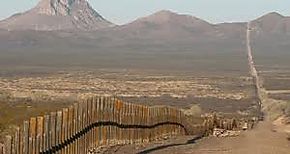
xmin=247 ymin=22 xmax=263 ymax=112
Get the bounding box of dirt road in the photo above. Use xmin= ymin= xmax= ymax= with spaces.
xmin=247 ymin=22 xmax=263 ymax=109
xmin=106 ymin=121 xmax=289 ymax=154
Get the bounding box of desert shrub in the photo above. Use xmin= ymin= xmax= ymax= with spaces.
xmin=183 ymin=104 xmax=202 ymax=116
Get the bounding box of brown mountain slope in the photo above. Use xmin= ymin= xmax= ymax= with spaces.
xmin=111 ymin=10 xmax=217 ymax=40
xmin=100 ymin=10 xmax=248 ymax=44
xmin=251 ymin=12 xmax=290 ymax=35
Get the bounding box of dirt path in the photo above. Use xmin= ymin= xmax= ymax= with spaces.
xmin=106 ymin=121 xmax=289 ymax=154
xmin=247 ymin=22 xmax=263 ymax=109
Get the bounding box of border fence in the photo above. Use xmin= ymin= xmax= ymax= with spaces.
xmin=0 ymin=96 xmax=239 ymax=154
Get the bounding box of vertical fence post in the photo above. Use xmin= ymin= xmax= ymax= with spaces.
xmin=141 ymin=106 xmax=144 ymax=143
xmin=100 ymin=97 xmax=105 ymax=145
xmin=62 ymin=108 xmax=68 ymax=154
xmin=22 ymin=121 xmax=29 ymax=154
xmin=139 ymin=106 xmax=142 ymax=143
xmin=157 ymin=107 xmax=160 ymax=139
xmin=116 ymin=100 xmax=122 ymax=144
xmin=130 ymin=103 xmax=134 ymax=144
xmin=108 ymin=97 xmax=114 ymax=145
xmin=148 ymin=107 xmax=151 ymax=142
xmin=101 ymin=97 xmax=105 ymax=145
xmin=82 ymin=100 xmax=86 ymax=154
xmin=174 ymin=108 xmax=178 ymax=135
xmin=106 ymin=98 xmax=110 ymax=145
xmin=88 ymin=97 xmax=93 ymax=151
xmin=56 ymin=111 xmax=63 ymax=154
xmin=97 ymin=97 xmax=102 ymax=146
xmin=90 ymin=97 xmax=94 ymax=151
xmin=132 ymin=104 xmax=136 ymax=143
xmin=122 ymin=102 xmax=126 ymax=144
xmin=138 ymin=105 xmax=142 ymax=143
xmin=67 ymin=107 xmax=73 ymax=154
xmin=88 ymin=97 xmax=92 ymax=152
xmin=13 ymin=127 xmax=20 ymax=154
xmin=166 ymin=107 xmax=169 ymax=136
xmin=79 ymin=100 xmax=84 ymax=154
xmin=152 ymin=107 xmax=155 ymax=141
xmin=145 ymin=106 xmax=149 ymax=142
xmin=0 ymin=143 xmax=3 ymax=154
xmin=65 ymin=106 xmax=73 ymax=154
xmin=111 ymin=97 xmax=116 ymax=145
xmin=169 ymin=108 xmax=173 ymax=136
xmin=161 ymin=107 xmax=163 ymax=138
xmin=36 ymin=116 xmax=44 ymax=154
xmin=160 ymin=107 xmax=164 ymax=138
xmin=5 ymin=136 xmax=12 ymax=154
xmin=95 ymin=97 xmax=100 ymax=147
xmin=104 ymin=97 xmax=109 ymax=145
xmin=120 ymin=101 xmax=124 ymax=144
xmin=50 ymin=112 xmax=56 ymax=154
xmin=146 ymin=106 xmax=150 ymax=142
xmin=127 ymin=101 xmax=131 ymax=143
xmin=139 ymin=105 xmax=142 ymax=142
xmin=73 ymin=103 xmax=79 ymax=154
xmin=112 ymin=97 xmax=116 ymax=145
xmin=155 ymin=108 xmax=158 ymax=139
xmin=105 ymin=97 xmax=110 ymax=145
xmin=79 ymin=100 xmax=83 ymax=154
xmin=155 ymin=107 xmax=158 ymax=140
xmin=82 ymin=99 xmax=86 ymax=154
xmin=43 ymin=115 xmax=50 ymax=153
xmin=85 ymin=99 xmax=89 ymax=153
xmin=29 ymin=117 xmax=37 ymax=154
xmin=144 ymin=106 xmax=148 ymax=142
xmin=91 ymin=97 xmax=96 ymax=149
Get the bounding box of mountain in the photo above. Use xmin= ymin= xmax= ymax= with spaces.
xmin=0 ymin=0 xmax=114 ymax=31
xmin=112 ymin=10 xmax=218 ymax=40
xmin=251 ymin=12 xmax=290 ymax=35
xmin=106 ymin=10 xmax=249 ymax=42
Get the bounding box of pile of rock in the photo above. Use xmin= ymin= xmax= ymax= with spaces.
xmin=213 ymin=128 xmax=240 ymax=137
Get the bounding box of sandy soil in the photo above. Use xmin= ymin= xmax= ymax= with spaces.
xmin=105 ymin=121 xmax=290 ymax=154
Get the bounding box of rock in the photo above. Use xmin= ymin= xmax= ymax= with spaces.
xmin=0 ymin=0 xmax=114 ymax=31
xmin=213 ymin=128 xmax=240 ymax=137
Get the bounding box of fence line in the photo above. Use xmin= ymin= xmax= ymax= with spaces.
xmin=1 ymin=96 xmax=241 ymax=154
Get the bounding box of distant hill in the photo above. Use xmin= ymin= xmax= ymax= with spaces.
xmin=0 ymin=0 xmax=114 ymax=31
xmin=251 ymin=12 xmax=290 ymax=35
xmin=103 ymin=10 xmax=247 ymax=43
xmin=117 ymin=10 xmax=215 ymax=38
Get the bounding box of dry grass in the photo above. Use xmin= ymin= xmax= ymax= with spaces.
xmin=0 ymin=94 xmax=75 ymax=142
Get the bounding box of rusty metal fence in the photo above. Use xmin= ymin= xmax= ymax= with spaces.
xmin=0 ymin=96 xmax=208 ymax=154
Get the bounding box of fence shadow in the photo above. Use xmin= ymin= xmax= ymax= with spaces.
xmin=137 ymin=135 xmax=204 ymax=154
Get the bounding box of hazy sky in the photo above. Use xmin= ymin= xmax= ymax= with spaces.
xmin=0 ymin=0 xmax=290 ymax=25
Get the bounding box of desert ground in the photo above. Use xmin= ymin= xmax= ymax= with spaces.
xmin=101 ymin=121 xmax=290 ymax=154
xmin=0 ymin=69 xmax=258 ymax=141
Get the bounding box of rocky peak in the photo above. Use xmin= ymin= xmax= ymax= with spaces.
xmin=34 ymin=0 xmax=85 ymax=16
xmin=0 ymin=0 xmax=114 ymax=31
